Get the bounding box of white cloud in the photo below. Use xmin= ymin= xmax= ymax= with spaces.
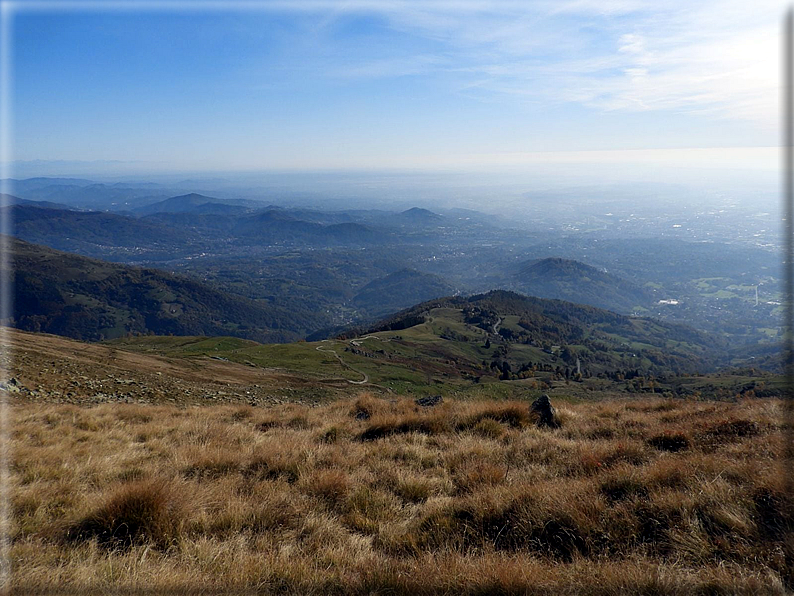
xmin=334 ymin=0 xmax=786 ymax=128
xmin=618 ymin=34 xmax=645 ymax=55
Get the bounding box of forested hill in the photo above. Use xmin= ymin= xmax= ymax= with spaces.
xmin=352 ymin=268 xmax=456 ymax=317
xmin=513 ymin=257 xmax=653 ymax=313
xmin=8 ymin=238 xmax=326 ymax=343
xmin=360 ymin=290 xmax=724 ymax=375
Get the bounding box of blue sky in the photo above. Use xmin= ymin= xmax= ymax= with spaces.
xmin=6 ymin=0 xmax=786 ymax=174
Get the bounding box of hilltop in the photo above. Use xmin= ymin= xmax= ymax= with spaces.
xmin=512 ymin=257 xmax=654 ymax=313
xmin=360 ymin=289 xmax=722 ymax=379
xmin=398 ymin=207 xmax=443 ymax=223
xmin=133 ymin=192 xmax=256 ymax=216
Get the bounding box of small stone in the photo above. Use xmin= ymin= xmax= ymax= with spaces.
xmin=415 ymin=394 xmax=443 ymax=407
xmin=2 ymin=378 xmax=21 ymax=393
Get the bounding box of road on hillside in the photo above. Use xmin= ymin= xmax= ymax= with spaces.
xmin=492 ymin=317 xmax=502 ymax=335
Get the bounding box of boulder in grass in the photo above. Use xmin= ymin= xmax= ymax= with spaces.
xmin=531 ymin=394 xmax=560 ymax=428
xmin=1 ymin=378 xmax=21 ymax=393
xmin=415 ymin=394 xmax=443 ymax=408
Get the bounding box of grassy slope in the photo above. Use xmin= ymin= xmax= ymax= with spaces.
xmin=12 ymin=394 xmax=787 ymax=594
xmin=111 ymin=302 xmax=775 ymax=402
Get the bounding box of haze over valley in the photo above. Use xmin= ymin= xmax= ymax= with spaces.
xmin=3 ymin=169 xmax=782 ymax=360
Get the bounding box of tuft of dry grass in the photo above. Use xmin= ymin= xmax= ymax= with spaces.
xmin=10 ymin=393 xmax=789 ymax=593
xmin=64 ymin=479 xmax=185 ymax=550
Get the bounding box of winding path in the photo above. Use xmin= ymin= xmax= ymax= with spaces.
xmin=316 ymin=341 xmax=369 ymax=384
xmin=492 ymin=316 xmax=502 ymax=335
xmin=349 ymin=334 xmax=393 ymax=346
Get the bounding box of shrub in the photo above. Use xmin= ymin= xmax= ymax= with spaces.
xmin=471 ymin=418 xmax=505 ymax=439
xmin=244 ymin=453 xmax=301 ymax=484
xmin=255 ymin=418 xmax=280 ymax=432
xmin=320 ymin=426 xmax=339 ymax=443
xmin=457 ymin=403 xmax=530 ymax=431
xmin=359 ymin=415 xmax=449 ymax=441
xmin=408 ymin=490 xmax=591 ymax=561
xmin=394 ymin=478 xmax=433 ymax=503
xmin=287 ymin=415 xmax=311 ymax=430
xmin=344 ymin=486 xmax=397 ymax=534
xmin=453 ymin=462 xmax=507 ymax=494
xmin=229 ymin=406 xmax=253 ymax=422
xmin=182 ymin=457 xmax=239 ymax=480
xmin=602 ymin=441 xmax=648 ymax=467
xmin=698 ymin=419 xmax=760 ymax=449
xmin=753 ymin=486 xmax=792 ymax=540
xmin=351 ymin=393 xmax=379 ymax=420
xmin=115 ymin=408 xmax=152 ymax=424
xmin=600 ymin=474 xmax=649 ymax=503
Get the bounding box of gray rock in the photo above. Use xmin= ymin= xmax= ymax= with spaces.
xmin=531 ymin=394 xmax=560 ymax=428
xmin=415 ymin=394 xmax=443 ymax=407
xmin=1 ymin=378 xmax=21 ymax=393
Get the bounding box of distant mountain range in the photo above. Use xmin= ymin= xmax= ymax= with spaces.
xmin=0 ymin=193 xmax=71 ymax=210
xmin=132 ymin=193 xmax=262 ymax=216
xmin=7 ymin=201 xmax=387 ymax=257
xmin=231 ymin=209 xmax=382 ymax=245
xmin=8 ymin=204 xmax=198 ymax=260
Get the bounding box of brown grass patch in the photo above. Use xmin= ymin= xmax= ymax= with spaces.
xmin=11 ymin=395 xmax=788 ymax=593
xmin=65 ymin=479 xmax=185 ymax=549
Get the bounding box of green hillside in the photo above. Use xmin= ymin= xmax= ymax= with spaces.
xmin=362 ymin=290 xmax=722 ymax=376
xmin=110 ymin=290 xmax=728 ymax=402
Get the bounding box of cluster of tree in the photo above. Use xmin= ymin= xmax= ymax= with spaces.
xmin=483 ymin=359 xmax=588 ymax=382
xmin=462 ymin=306 xmax=500 ymax=330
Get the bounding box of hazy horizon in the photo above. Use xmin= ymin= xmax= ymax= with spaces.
xmin=7 ymin=1 xmax=787 ymax=182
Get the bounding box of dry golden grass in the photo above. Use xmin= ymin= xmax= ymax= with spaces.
xmin=10 ymin=393 xmax=791 ymax=594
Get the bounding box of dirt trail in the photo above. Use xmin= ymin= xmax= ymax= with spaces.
xmin=316 ymin=341 xmax=369 ymax=384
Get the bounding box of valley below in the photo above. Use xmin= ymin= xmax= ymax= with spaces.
xmin=3 ymin=178 xmax=789 ymax=594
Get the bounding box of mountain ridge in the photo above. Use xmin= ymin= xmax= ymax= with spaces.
xmin=8 ymin=237 xmax=326 ymax=343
